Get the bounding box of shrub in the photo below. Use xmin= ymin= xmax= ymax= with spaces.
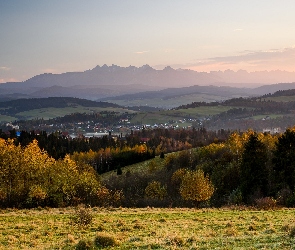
xmin=145 ymin=181 xmax=167 ymax=200
xmin=276 ymin=188 xmax=292 ymax=205
xmin=255 ymin=197 xmax=277 ymax=210
xmin=228 ymin=188 xmax=243 ymax=205
xmin=111 ymin=189 xmax=125 ymax=207
xmin=95 ymin=186 xmax=111 ymax=206
xmin=289 ymin=226 xmax=295 ymax=238
xmin=75 ymin=239 xmax=95 ymax=250
xmin=72 ymin=205 xmax=93 ymax=227
xmin=171 ymin=168 xmax=187 ymax=185
xmin=94 ymin=233 xmax=118 ymax=248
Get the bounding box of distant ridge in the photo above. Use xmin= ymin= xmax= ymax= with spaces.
xmin=1 ymin=65 xmax=295 ymax=102
xmin=0 ymin=97 xmax=121 ymax=116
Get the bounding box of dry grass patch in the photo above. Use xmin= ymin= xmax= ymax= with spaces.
xmin=0 ymin=207 xmax=295 ymax=249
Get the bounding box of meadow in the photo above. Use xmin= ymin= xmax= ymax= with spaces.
xmin=105 ymin=93 xmax=232 ymax=109
xmin=130 ymin=106 xmax=234 ymax=126
xmin=1 ymin=207 xmax=295 ymax=249
xmin=14 ymin=106 xmax=134 ymax=121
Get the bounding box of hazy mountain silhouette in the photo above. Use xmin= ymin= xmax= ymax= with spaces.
xmin=1 ymin=65 xmax=295 ymax=102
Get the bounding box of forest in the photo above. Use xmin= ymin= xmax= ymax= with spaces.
xmin=1 ymin=126 xmax=295 ymax=209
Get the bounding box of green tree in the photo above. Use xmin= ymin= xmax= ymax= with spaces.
xmin=145 ymin=181 xmax=167 ymax=200
xmin=240 ymin=133 xmax=268 ymax=201
xmin=273 ymin=128 xmax=295 ymax=191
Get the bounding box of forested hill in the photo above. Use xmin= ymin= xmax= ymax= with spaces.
xmin=0 ymin=97 xmax=121 ymax=114
xmin=263 ymin=89 xmax=295 ymax=97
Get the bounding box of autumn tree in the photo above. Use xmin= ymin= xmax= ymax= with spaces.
xmin=179 ymin=169 xmax=214 ymax=205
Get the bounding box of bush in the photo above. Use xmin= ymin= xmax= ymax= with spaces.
xmin=255 ymin=197 xmax=277 ymax=210
xmin=75 ymin=239 xmax=95 ymax=250
xmin=72 ymin=205 xmax=93 ymax=227
xmin=95 ymin=186 xmax=111 ymax=206
xmin=289 ymin=226 xmax=295 ymax=238
xmin=145 ymin=181 xmax=167 ymax=200
xmin=228 ymin=188 xmax=243 ymax=205
xmin=94 ymin=233 xmax=118 ymax=248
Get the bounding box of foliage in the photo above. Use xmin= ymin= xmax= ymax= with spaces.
xmin=76 ymin=239 xmax=95 ymax=250
xmin=145 ymin=181 xmax=167 ymax=200
xmin=255 ymin=197 xmax=277 ymax=210
xmin=240 ymin=133 xmax=268 ymax=201
xmin=72 ymin=205 xmax=93 ymax=228
xmin=179 ymin=169 xmax=215 ymax=203
xmin=228 ymin=188 xmax=243 ymax=205
xmin=0 ymin=138 xmax=105 ymax=208
xmin=94 ymin=233 xmax=118 ymax=248
xmin=273 ymin=128 xmax=295 ymax=191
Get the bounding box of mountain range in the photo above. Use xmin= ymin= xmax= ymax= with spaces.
xmin=1 ymin=65 xmax=295 ymax=107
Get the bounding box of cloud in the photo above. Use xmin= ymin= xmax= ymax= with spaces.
xmin=135 ymin=51 xmax=149 ymax=54
xmin=234 ymin=28 xmax=243 ymax=32
xmin=175 ymin=47 xmax=295 ymax=72
xmin=0 ymin=66 xmax=10 ymax=71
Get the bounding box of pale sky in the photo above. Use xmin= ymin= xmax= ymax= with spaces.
xmin=1 ymin=0 xmax=295 ymax=83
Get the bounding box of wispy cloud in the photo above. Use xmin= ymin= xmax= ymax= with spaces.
xmin=172 ymin=47 xmax=295 ymax=72
xmin=135 ymin=51 xmax=149 ymax=54
xmin=0 ymin=66 xmax=11 ymax=71
xmin=234 ymin=28 xmax=243 ymax=32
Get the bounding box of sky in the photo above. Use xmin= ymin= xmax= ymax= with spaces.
xmin=1 ymin=0 xmax=295 ymax=83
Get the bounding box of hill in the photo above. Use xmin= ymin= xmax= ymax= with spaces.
xmin=100 ymin=84 xmax=255 ymax=108
xmin=0 ymin=97 xmax=128 ymax=122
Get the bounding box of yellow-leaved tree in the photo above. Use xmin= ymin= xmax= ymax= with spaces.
xmin=0 ymin=138 xmax=22 ymax=204
xmin=179 ymin=169 xmax=214 ymax=205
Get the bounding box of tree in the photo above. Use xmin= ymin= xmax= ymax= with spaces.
xmin=179 ymin=169 xmax=214 ymax=205
xmin=145 ymin=181 xmax=167 ymax=200
xmin=240 ymin=133 xmax=268 ymax=201
xmin=273 ymin=128 xmax=295 ymax=191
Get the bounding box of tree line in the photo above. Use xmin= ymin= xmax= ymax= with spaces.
xmin=102 ymin=128 xmax=295 ymax=208
xmin=2 ymin=126 xmax=295 ymax=208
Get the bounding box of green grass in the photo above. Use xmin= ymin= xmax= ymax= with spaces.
xmin=14 ymin=106 xmax=134 ymax=120
xmin=105 ymin=93 xmax=234 ymax=109
xmin=0 ymin=115 xmax=17 ymax=123
xmin=0 ymin=207 xmax=295 ymax=249
xmin=101 ymin=156 xmax=166 ymax=182
xmin=251 ymin=114 xmax=290 ymax=120
xmin=130 ymin=106 xmax=234 ymax=125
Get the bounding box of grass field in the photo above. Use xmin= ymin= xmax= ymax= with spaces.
xmin=11 ymin=106 xmax=134 ymax=121
xmin=105 ymin=94 xmax=233 ymax=109
xmin=130 ymin=106 xmax=234 ymax=126
xmin=251 ymin=114 xmax=290 ymax=120
xmin=1 ymin=207 xmax=295 ymax=249
xmin=0 ymin=114 xmax=17 ymax=123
